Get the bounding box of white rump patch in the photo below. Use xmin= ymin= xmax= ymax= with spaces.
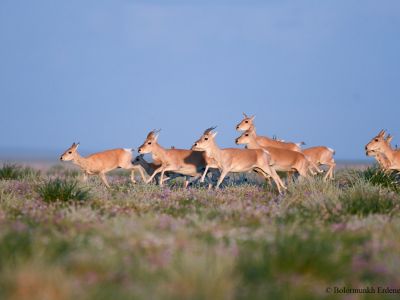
xmin=124 ymin=148 xmax=133 ymax=153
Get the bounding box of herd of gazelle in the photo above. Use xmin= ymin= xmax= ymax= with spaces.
xmin=60 ymin=113 xmax=340 ymax=194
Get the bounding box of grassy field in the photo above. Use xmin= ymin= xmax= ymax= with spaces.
xmin=1 ymin=163 xmax=400 ymax=299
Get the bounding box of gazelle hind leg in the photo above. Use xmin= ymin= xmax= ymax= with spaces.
xmin=325 ymin=161 xmax=336 ymax=180
xmin=260 ymin=166 xmax=286 ymax=194
xmin=254 ymin=169 xmax=272 ymax=184
xmin=312 ymin=161 xmax=323 ymax=173
xmin=308 ymin=167 xmax=317 ymax=176
xmin=298 ymin=165 xmax=309 ymax=179
xmin=330 ymin=160 xmax=336 ymax=179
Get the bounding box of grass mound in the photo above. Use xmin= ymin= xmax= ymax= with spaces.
xmin=361 ymin=166 xmax=400 ymax=193
xmin=36 ymin=178 xmax=90 ymax=203
xmin=0 ymin=164 xmax=40 ymax=180
xmin=340 ymin=180 xmax=400 ymax=216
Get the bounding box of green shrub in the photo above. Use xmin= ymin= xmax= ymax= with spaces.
xmin=36 ymin=178 xmax=90 ymax=203
xmin=340 ymin=180 xmax=400 ymax=216
xmin=0 ymin=164 xmax=40 ymax=180
xmin=361 ymin=166 xmax=400 ymax=193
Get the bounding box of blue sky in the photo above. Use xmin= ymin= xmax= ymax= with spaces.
xmin=1 ymin=0 xmax=399 ymax=160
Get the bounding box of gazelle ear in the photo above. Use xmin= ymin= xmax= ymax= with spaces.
xmin=378 ymin=129 xmax=385 ymax=137
xmin=242 ymin=112 xmax=248 ymax=118
xmin=212 ymin=131 xmax=218 ymax=138
xmin=250 ymin=115 xmax=255 ymax=121
xmin=75 ymin=142 xmax=80 ymax=149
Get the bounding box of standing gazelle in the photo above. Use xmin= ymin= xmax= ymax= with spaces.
xmin=366 ymin=130 xmax=400 ymax=172
xmin=60 ymin=143 xmax=146 ymax=188
xmin=192 ymin=127 xmax=286 ymax=194
xmin=236 ymin=113 xmax=303 ymax=152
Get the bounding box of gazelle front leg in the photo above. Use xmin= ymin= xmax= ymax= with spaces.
xmin=200 ymin=165 xmax=210 ymax=183
xmin=99 ymin=173 xmax=110 ymax=188
xmin=146 ymin=166 xmax=165 ymax=184
xmin=130 ymin=170 xmax=137 ymax=184
xmin=185 ymin=175 xmax=201 ymax=188
xmin=215 ymin=169 xmax=229 ymax=189
xmin=159 ymin=169 xmax=166 ymax=186
xmin=82 ymin=172 xmax=89 ymax=183
xmin=135 ymin=166 xmax=148 ymax=183
xmin=265 ymin=167 xmax=286 ymax=194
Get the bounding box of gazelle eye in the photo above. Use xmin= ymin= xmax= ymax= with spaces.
xmin=245 ymin=134 xmax=249 ymax=136
xmin=245 ymin=121 xmax=248 ymax=123
xmin=68 ymin=151 xmax=72 ymax=154
xmin=205 ymin=137 xmax=208 ymax=141
xmin=147 ymin=142 xmax=152 ymax=145
xmin=375 ymin=139 xmax=379 ymax=142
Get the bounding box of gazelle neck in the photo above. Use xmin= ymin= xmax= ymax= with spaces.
xmin=248 ymin=124 xmax=256 ymax=134
xmin=246 ymin=135 xmax=262 ymax=149
xmin=381 ymin=143 xmax=397 ymax=164
xmin=206 ymin=139 xmax=223 ymax=162
xmin=72 ymin=152 xmax=89 ymax=170
xmin=151 ymin=143 xmax=168 ymax=163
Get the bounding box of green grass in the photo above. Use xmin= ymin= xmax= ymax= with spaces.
xmin=0 ymin=164 xmax=40 ymax=180
xmin=361 ymin=166 xmax=400 ymax=193
xmin=0 ymin=167 xmax=400 ymax=299
xmin=340 ymin=180 xmax=400 ymax=216
xmin=36 ymin=178 xmax=91 ymax=203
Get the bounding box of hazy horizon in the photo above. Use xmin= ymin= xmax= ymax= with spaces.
xmin=1 ymin=0 xmax=399 ymax=161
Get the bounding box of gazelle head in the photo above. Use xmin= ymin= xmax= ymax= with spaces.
xmin=132 ymin=154 xmax=145 ymax=165
xmin=138 ymin=129 xmax=160 ymax=154
xmin=192 ymin=127 xmax=217 ymax=151
xmin=236 ymin=112 xmax=255 ymax=131
xmin=365 ymin=130 xmax=388 ymax=156
xmin=60 ymin=142 xmax=80 ymax=161
xmin=235 ymin=130 xmax=255 ymax=145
